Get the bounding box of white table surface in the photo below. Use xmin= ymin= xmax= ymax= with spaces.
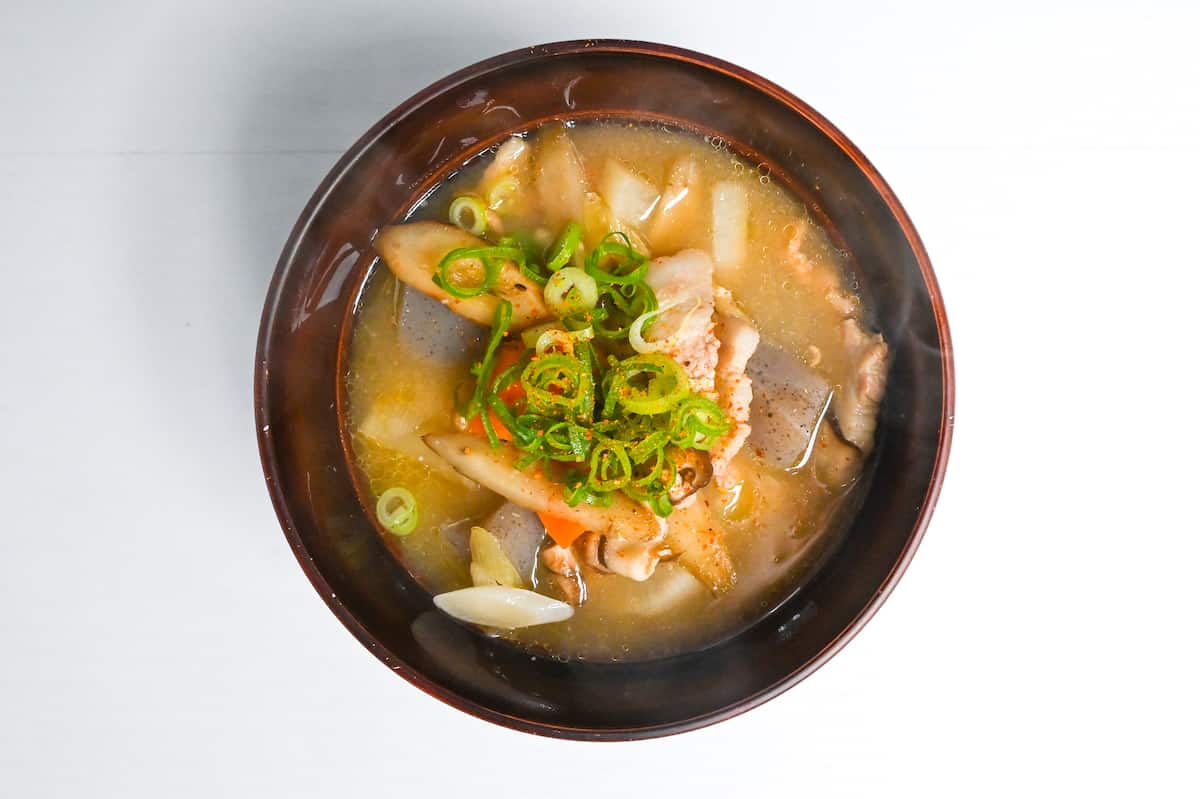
xmin=2 ymin=1 xmax=1197 ymax=795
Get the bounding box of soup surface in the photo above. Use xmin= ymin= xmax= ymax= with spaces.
xmin=345 ymin=121 xmax=888 ymax=660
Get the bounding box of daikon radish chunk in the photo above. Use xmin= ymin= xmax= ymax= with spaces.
xmin=600 ymin=160 xmax=660 ymax=227
xmin=711 ymin=180 xmax=749 ymax=279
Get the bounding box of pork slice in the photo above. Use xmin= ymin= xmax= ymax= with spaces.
xmin=643 ymin=249 xmax=719 ymax=397
xmin=709 ymin=312 xmax=760 ymax=488
xmin=833 ymin=319 xmax=889 ymax=453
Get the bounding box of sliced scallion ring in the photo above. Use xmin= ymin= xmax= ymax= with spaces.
xmin=376 ymin=487 xmax=419 ymax=536
xmin=584 ymin=232 xmax=648 ymax=285
xmin=534 ymin=326 xmax=594 ymax=356
xmin=448 ymin=195 xmax=488 ymax=236
xmin=610 ymin=353 xmax=691 ymax=415
xmin=545 ymin=266 xmax=599 ymax=318
xmin=545 ymin=222 xmax=582 ymax=271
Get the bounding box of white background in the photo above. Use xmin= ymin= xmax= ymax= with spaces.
xmin=2 ymin=1 xmax=1197 ymax=795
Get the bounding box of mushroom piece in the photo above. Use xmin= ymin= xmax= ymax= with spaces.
xmin=668 ymin=448 xmax=713 ymax=506
xmin=575 ymin=532 xmax=667 ymax=583
xmin=542 ymin=543 xmax=586 ymax=606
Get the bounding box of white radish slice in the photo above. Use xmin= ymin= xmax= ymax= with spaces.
xmin=600 ymin=160 xmax=660 ymax=226
xmin=533 ymin=126 xmax=589 ymax=230
xmin=433 ymin=586 xmax=574 ymax=629
xmin=711 ymin=180 xmax=749 ymax=279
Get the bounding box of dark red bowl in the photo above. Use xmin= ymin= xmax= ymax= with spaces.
xmin=255 ymin=40 xmax=953 ymax=739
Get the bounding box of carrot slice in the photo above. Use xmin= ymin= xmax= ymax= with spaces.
xmin=491 ymin=342 xmax=526 ymax=403
xmin=538 ymin=512 xmax=588 ymax=548
xmin=465 ymin=342 xmax=526 ymax=441
xmin=467 ymin=411 xmax=512 ymax=441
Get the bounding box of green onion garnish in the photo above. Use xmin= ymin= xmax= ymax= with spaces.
xmin=428 ymin=223 xmax=731 ymax=518
xmin=544 ymin=267 xmax=599 ymax=318
xmin=435 ymin=246 xmax=514 ymax=299
xmin=584 ymin=232 xmax=649 ymax=285
xmin=464 ymin=299 xmax=514 ymax=442
xmin=448 ymin=195 xmax=488 ymax=237
xmin=545 ymin=222 xmax=582 ymax=271
xmin=376 ymin=487 xmax=419 ymax=536
xmin=520 ymin=353 xmax=594 ymax=424
xmin=670 ymin=395 xmax=732 ymax=450
xmin=609 ymin=354 xmax=691 ymax=416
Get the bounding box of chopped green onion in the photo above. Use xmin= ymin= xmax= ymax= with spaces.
xmin=448 ymin=195 xmax=488 ymax=237
xmin=545 ymin=222 xmax=582 ymax=271
xmin=623 ymin=484 xmax=675 ymax=518
xmin=435 ymin=246 xmax=518 ymax=299
xmin=587 ymin=439 xmax=632 ymax=492
xmin=520 ymin=322 xmax=563 ymax=350
xmin=496 ymin=233 xmax=544 ymax=266
xmin=535 ymin=326 xmax=594 ymax=356
xmin=629 ymin=297 xmax=694 ymax=354
xmin=594 ymin=282 xmax=657 ymax=339
xmin=545 ymin=267 xmax=599 ymax=318
xmin=491 ymin=348 xmax=532 ymax=395
xmin=670 ymin=395 xmax=732 ymax=450
xmin=629 ymin=430 xmax=670 ymax=463
xmin=609 ymin=354 xmax=691 ymax=415
xmin=584 ymin=232 xmax=649 ymax=285
xmin=376 ymin=487 xmax=419 ymax=536
xmin=521 ymin=353 xmax=594 ymax=423
xmin=466 ymin=299 xmax=513 ymax=424
xmin=429 ymin=225 xmax=735 ymax=517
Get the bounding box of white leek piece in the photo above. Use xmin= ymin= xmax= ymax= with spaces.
xmin=433 ymin=586 xmax=574 ymax=629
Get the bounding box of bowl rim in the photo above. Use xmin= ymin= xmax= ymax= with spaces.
xmin=254 ymin=38 xmax=955 ymax=741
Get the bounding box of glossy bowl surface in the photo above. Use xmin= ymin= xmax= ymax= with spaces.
xmin=255 ymin=39 xmax=953 ymax=739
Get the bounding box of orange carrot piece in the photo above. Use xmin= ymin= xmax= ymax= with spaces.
xmin=538 ymin=512 xmax=588 ymax=548
xmin=491 ymin=342 xmax=526 ymax=403
xmin=466 ymin=411 xmax=512 ymax=441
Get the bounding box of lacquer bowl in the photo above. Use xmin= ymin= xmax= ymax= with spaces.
xmin=254 ymin=40 xmax=953 ymax=739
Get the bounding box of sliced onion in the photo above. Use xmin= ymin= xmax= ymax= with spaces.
xmin=433 ymin=586 xmax=574 ymax=629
